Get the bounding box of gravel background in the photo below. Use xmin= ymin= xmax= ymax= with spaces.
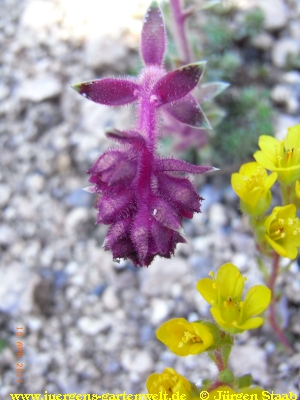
xmin=1 ymin=0 xmax=300 ymax=396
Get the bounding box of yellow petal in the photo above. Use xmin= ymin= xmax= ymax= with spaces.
xmin=254 ymin=150 xmax=276 ymax=171
xmin=265 ymin=235 xmax=288 ymax=258
xmin=275 ymin=204 xmax=296 ymax=219
xmin=215 ymin=263 xmax=244 ymax=300
xmin=243 ymin=285 xmax=271 ymax=318
xmin=238 ymin=317 xmax=264 ymax=330
xmin=264 ymin=172 xmax=277 ymax=189
xmin=258 ymin=135 xmax=280 ymax=163
xmin=286 ymin=124 xmax=300 ymax=150
xmin=196 ymin=278 xmax=217 ymax=305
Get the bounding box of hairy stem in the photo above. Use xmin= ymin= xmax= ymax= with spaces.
xmin=170 ymin=0 xmax=191 ymax=64
xmin=214 ymin=348 xmax=226 ymax=372
xmin=268 ymin=252 xmax=293 ymax=351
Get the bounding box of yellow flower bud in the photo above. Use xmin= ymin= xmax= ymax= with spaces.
xmin=231 ymin=162 xmax=277 ymax=216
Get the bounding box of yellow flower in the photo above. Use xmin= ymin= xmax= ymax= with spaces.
xmin=231 ymin=162 xmax=277 ymax=216
xmin=254 ymin=124 xmax=300 ymax=184
xmin=196 ymin=263 xmax=271 ymax=334
xmin=146 ymin=368 xmax=192 ymax=399
xmin=263 ymin=204 xmax=300 ymax=259
xmin=156 ymin=318 xmax=214 ymax=356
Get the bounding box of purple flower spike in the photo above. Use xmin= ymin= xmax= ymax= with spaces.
xmin=72 ymin=78 xmax=139 ymax=106
xmin=72 ymin=1 xmax=217 ymax=267
xmin=141 ymin=0 xmax=166 ymax=66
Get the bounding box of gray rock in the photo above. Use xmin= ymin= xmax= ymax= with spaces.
xmin=271 ymin=84 xmax=299 ymax=114
xmin=274 ymin=114 xmax=300 ymax=140
xmin=251 ymin=32 xmax=273 ymax=50
xmin=259 ymin=0 xmax=289 ymax=31
xmin=65 ymin=207 xmax=91 ymax=233
xmin=77 ymin=315 xmax=111 ymax=335
xmin=0 ymin=83 xmax=10 ymax=100
xmin=149 ymin=298 xmax=171 ymax=325
xmin=0 ymin=184 xmax=11 ymax=208
xmin=284 ymin=272 xmax=300 ymax=304
xmin=282 ymin=70 xmax=300 ymax=84
xmin=102 ymin=286 xmax=120 ymax=311
xmin=139 ymin=257 xmax=190 ymax=297
xmin=230 ymin=341 xmax=269 ymax=385
xmin=208 ymin=203 xmax=228 ymax=229
xmin=85 ymin=35 xmax=128 ymax=72
xmin=19 ymin=74 xmax=62 ymax=102
xmin=121 ymin=350 xmax=153 ymax=374
xmin=271 ymin=38 xmax=300 ymax=68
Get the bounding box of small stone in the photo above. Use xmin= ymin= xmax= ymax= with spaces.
xmin=139 ymin=257 xmax=190 ymax=297
xmin=0 ymin=83 xmax=9 ymax=100
xmin=102 ymin=286 xmax=120 ymax=311
xmin=150 ymin=298 xmax=170 ymax=325
xmin=25 ymin=174 xmax=45 ymax=192
xmin=271 ymin=38 xmax=300 ymax=68
xmin=0 ymin=225 xmax=16 ymax=246
xmin=284 ymin=273 xmax=300 ymax=304
xmin=77 ymin=315 xmax=111 ymax=335
xmin=0 ymin=184 xmax=11 ymax=207
xmin=251 ymin=32 xmax=273 ymax=50
xmin=259 ymin=0 xmax=288 ymax=31
xmin=282 ymin=71 xmax=300 ymax=85
xmin=289 ymin=353 xmax=300 ymax=368
xmin=85 ymin=35 xmax=128 ymax=72
xmin=65 ymin=207 xmax=90 ymax=233
xmin=271 ymin=84 xmax=299 ymax=114
xmin=208 ymin=203 xmax=228 ymax=229
xmin=230 ymin=342 xmax=269 ymax=385
xmin=19 ymin=74 xmax=62 ymax=102
xmin=121 ymin=350 xmax=153 ymax=374
xmin=274 ymin=114 xmax=300 ymax=140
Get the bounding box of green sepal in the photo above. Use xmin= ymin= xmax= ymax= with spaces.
xmin=195 ymin=320 xmax=222 ymax=350
xmin=236 ymin=374 xmax=253 ymax=388
xmin=150 ymin=0 xmax=159 ymax=8
xmin=189 ymin=382 xmax=201 ymax=398
xmin=218 ymin=368 xmax=234 ymax=384
xmin=199 ymin=379 xmax=212 ymax=391
xmin=221 ymin=343 xmax=233 ymax=366
xmin=71 ymin=83 xmax=81 ymax=92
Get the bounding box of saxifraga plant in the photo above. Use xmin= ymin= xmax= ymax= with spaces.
xmin=72 ymin=1 xmax=216 ymax=267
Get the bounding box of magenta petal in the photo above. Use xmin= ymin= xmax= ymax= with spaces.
xmin=105 ymin=218 xmax=132 ymax=247
xmin=105 ymin=128 xmax=145 ymax=146
xmin=150 ymin=220 xmax=171 ymax=256
xmin=163 ymin=94 xmax=212 ymax=129
xmin=88 ymin=150 xmax=124 ymax=175
xmin=155 ymin=158 xmax=216 ymax=174
xmin=141 ymin=1 xmax=166 ymax=66
xmin=151 ymin=62 xmax=206 ymax=106
xmin=157 ymin=173 xmax=201 ymax=215
xmin=151 ymin=197 xmax=182 ymax=230
xmin=97 ymin=190 xmax=134 ymax=224
xmin=131 ymin=209 xmax=149 ymax=263
xmin=72 ymin=78 xmax=139 ymax=106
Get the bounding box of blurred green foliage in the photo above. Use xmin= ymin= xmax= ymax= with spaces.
xmin=210 ymin=87 xmax=274 ymax=166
